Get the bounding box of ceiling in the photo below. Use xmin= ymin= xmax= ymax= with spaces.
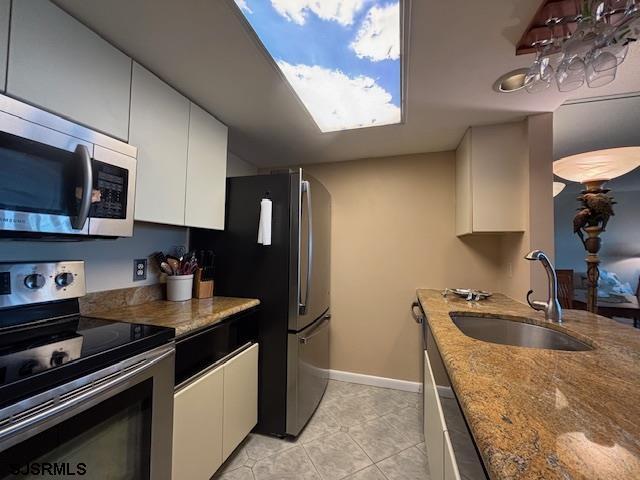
xmin=54 ymin=0 xmax=640 ymax=167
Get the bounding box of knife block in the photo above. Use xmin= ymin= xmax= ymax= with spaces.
xmin=193 ymin=268 xmax=214 ymax=299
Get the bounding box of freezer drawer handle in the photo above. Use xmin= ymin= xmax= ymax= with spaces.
xmin=299 ymin=317 xmax=329 ymax=344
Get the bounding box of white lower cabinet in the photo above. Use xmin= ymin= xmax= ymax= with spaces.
xmin=424 ymin=351 xmax=446 ymax=480
xmin=172 ymin=344 xmax=259 ymax=480
xmin=222 ymin=343 xmax=259 ymax=459
xmin=444 ymin=431 xmax=462 ymax=480
xmin=172 ymin=364 xmax=224 ymax=480
xmin=424 ymin=350 xmax=461 ymax=480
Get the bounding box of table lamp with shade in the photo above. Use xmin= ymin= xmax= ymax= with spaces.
xmin=553 ymin=181 xmax=566 ymax=197
xmin=553 ymin=147 xmax=640 ymax=313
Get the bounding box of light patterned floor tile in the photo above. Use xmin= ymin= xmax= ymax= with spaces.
xmin=216 ymin=443 xmax=249 ymax=474
xmin=327 ymin=393 xmax=379 ymax=427
xmin=304 ymin=431 xmax=373 ymax=480
xmin=348 ymin=417 xmax=415 ymax=462
xmin=382 ymin=406 xmax=425 ymax=444
xmin=213 ymin=466 xmax=255 ymax=480
xmin=343 ymin=465 xmax=387 ymax=480
xmin=252 ymin=446 xmax=320 ymax=480
xmin=376 ymin=447 xmax=430 ymax=480
xmin=244 ymin=433 xmax=297 ymax=461
xmin=298 ymin=406 xmax=342 ymax=444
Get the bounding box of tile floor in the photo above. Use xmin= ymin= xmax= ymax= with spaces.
xmin=213 ymin=380 xmax=429 ymax=480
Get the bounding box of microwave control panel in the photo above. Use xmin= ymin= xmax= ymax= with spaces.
xmin=91 ymin=160 xmax=128 ymax=219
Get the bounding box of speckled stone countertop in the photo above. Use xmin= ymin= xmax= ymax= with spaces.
xmin=417 ymin=289 xmax=640 ymax=480
xmin=80 ymin=285 xmax=259 ymax=338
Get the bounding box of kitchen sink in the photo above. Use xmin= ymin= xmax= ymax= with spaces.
xmin=450 ymin=314 xmax=593 ymax=351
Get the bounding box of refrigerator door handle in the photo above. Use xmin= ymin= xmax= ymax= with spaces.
xmin=299 ymin=180 xmax=313 ymax=315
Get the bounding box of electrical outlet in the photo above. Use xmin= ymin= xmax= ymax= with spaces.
xmin=133 ymin=259 xmax=147 ymax=281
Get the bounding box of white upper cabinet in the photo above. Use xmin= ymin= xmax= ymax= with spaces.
xmin=0 ymin=0 xmax=8 ymax=92
xmin=6 ymin=0 xmax=132 ymax=140
xmin=455 ymin=122 xmax=528 ymax=236
xmin=185 ymin=103 xmax=228 ymax=230
xmin=129 ymin=62 xmax=190 ymax=226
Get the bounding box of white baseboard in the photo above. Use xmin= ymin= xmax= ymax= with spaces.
xmin=328 ymin=369 xmax=422 ymax=393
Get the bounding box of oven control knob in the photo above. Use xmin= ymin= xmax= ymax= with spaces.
xmin=50 ymin=351 xmax=69 ymax=367
xmin=55 ymin=272 xmax=74 ymax=287
xmin=24 ymin=274 xmax=45 ymax=289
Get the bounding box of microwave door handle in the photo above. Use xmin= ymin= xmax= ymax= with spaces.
xmin=71 ymin=144 xmax=93 ymax=230
xmin=299 ymin=180 xmax=313 ymax=315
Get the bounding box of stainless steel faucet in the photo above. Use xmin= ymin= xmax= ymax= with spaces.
xmin=524 ymin=250 xmax=562 ymax=323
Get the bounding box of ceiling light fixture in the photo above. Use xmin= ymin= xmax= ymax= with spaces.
xmin=493 ymin=68 xmax=529 ymax=92
xmin=510 ymin=0 xmax=640 ymax=94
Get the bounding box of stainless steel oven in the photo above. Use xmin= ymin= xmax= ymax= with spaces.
xmin=0 ymin=261 xmax=175 ymax=480
xmin=0 ymin=95 xmax=136 ymax=238
xmin=0 ymin=344 xmax=174 ymax=480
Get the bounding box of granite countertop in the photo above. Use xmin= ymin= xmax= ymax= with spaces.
xmin=82 ymin=287 xmax=259 ymax=338
xmin=417 ymin=289 xmax=640 ymax=480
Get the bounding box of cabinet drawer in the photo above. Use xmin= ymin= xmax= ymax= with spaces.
xmin=424 ymin=350 xmax=446 ymax=480
xmin=223 ymin=343 xmax=258 ymax=460
xmin=173 ymin=364 xmax=224 ymax=480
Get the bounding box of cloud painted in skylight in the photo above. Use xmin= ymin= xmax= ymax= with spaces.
xmin=351 ymin=4 xmax=400 ymax=61
xmin=235 ymin=0 xmax=252 ymax=13
xmin=270 ymin=0 xmax=367 ymax=26
xmin=235 ymin=0 xmax=402 ymax=132
xmin=278 ymin=61 xmax=400 ymax=132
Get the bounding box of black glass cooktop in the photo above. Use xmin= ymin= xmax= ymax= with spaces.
xmin=0 ymin=307 xmax=174 ymax=408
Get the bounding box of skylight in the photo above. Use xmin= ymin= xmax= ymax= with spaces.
xmin=234 ymin=0 xmax=402 ymax=133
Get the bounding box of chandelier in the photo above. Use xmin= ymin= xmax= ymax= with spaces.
xmin=523 ymin=0 xmax=640 ymax=93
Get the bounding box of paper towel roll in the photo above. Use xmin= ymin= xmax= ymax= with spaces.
xmin=258 ymin=198 xmax=272 ymax=246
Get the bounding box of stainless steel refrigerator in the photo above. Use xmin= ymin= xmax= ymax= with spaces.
xmin=191 ymin=169 xmax=331 ymax=437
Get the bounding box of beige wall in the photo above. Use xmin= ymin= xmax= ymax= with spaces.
xmin=498 ymin=114 xmax=555 ymax=301
xmin=304 ymin=153 xmax=504 ymax=382
xmin=302 ymin=114 xmax=554 ymax=383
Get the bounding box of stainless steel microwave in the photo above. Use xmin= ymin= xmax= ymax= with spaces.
xmin=0 ymin=95 xmax=137 ymax=238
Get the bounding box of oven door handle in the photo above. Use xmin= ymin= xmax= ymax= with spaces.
xmin=0 ymin=348 xmax=173 ymax=443
xmin=71 ymin=144 xmax=93 ymax=230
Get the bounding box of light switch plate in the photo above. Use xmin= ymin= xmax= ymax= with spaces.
xmin=133 ymin=259 xmax=147 ymax=281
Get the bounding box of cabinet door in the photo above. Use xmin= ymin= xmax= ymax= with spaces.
xmin=424 ymin=351 xmax=446 ymax=480
xmin=0 ymin=0 xmax=8 ymax=92
xmin=444 ymin=431 xmax=462 ymax=480
xmin=7 ymin=0 xmax=131 ymax=139
xmin=455 ymin=128 xmax=472 ymax=236
xmin=185 ymin=103 xmax=228 ymax=229
xmin=222 ymin=344 xmax=258 ymax=460
xmin=173 ymin=364 xmax=224 ymax=480
xmin=129 ymin=62 xmax=190 ymax=226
